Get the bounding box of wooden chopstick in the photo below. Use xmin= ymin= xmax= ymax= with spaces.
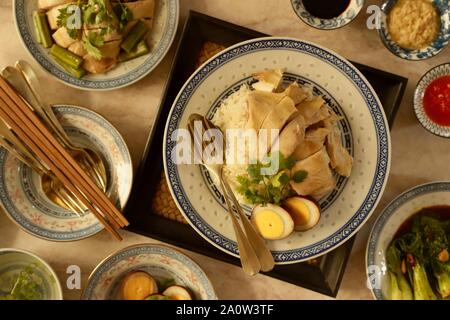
xmin=0 ymin=77 xmax=129 ymax=227
xmin=0 ymin=95 xmax=122 ymax=240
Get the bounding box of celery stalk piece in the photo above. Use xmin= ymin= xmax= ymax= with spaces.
xmin=33 ymin=11 xmax=53 ymax=48
xmin=53 ymin=56 xmax=86 ymax=79
xmin=118 ymin=40 xmax=149 ymax=62
xmin=50 ymin=44 xmax=84 ymax=69
xmin=121 ymin=20 xmax=149 ymax=53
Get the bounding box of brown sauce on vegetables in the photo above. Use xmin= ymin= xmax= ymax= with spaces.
xmin=394 ymin=205 xmax=450 ymax=239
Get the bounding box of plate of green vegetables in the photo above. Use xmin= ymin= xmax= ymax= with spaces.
xmin=0 ymin=248 xmax=62 ymax=300
xmin=367 ymin=182 xmax=450 ymax=300
xmin=13 ymin=0 xmax=179 ymax=90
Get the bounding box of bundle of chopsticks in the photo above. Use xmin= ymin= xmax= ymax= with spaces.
xmin=0 ymin=75 xmax=128 ymax=240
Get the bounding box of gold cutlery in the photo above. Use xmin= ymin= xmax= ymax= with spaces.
xmin=0 ymin=120 xmax=86 ymax=216
xmin=4 ymin=62 xmax=107 ymax=193
xmin=188 ymin=113 xmax=275 ymax=275
xmin=0 ymin=76 xmax=128 ymax=240
xmin=202 ymin=116 xmax=275 ymax=272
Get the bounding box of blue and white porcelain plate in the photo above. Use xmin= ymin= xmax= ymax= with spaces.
xmin=82 ymin=244 xmax=217 ymax=300
xmin=13 ymin=0 xmax=179 ymax=90
xmin=163 ymin=37 xmax=391 ymax=264
xmin=0 ymin=105 xmax=133 ymax=241
xmin=291 ymin=0 xmax=364 ymax=30
xmin=378 ymin=0 xmax=450 ymax=61
xmin=414 ymin=63 xmax=450 ymax=138
xmin=366 ymin=182 xmax=450 ymax=300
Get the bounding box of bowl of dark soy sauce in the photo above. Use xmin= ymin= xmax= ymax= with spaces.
xmin=291 ymin=0 xmax=365 ymax=30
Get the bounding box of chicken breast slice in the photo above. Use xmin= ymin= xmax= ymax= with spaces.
xmin=293 ymin=127 xmax=330 ymax=161
xmin=252 ymin=69 xmax=284 ymax=92
xmin=297 ymin=96 xmax=325 ymax=125
xmin=324 ymin=119 xmax=353 ymax=177
xmin=272 ymin=114 xmax=306 ymax=157
xmin=246 ymin=90 xmax=285 ymax=130
xmin=284 ymin=82 xmax=309 ymax=105
xmin=290 ymin=148 xmax=336 ymax=200
xmin=260 ymin=96 xmax=298 ymax=147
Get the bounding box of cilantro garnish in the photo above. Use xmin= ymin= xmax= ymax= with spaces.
xmin=236 ymin=152 xmax=308 ymax=205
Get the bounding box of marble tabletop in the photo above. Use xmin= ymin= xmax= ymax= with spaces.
xmin=0 ymin=0 xmax=449 ymax=300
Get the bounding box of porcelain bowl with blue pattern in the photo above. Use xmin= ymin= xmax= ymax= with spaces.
xmin=414 ymin=63 xmax=450 ymax=138
xmin=0 ymin=105 xmax=133 ymax=242
xmin=0 ymin=248 xmax=63 ymax=300
xmin=291 ymin=0 xmax=365 ymax=30
xmin=13 ymin=0 xmax=179 ymax=91
xmin=366 ymin=182 xmax=450 ymax=300
xmin=82 ymin=244 xmax=217 ymax=300
xmin=378 ymin=0 xmax=449 ymax=61
xmin=163 ymin=37 xmax=391 ymax=264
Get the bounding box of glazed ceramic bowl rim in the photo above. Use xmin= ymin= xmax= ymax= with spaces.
xmin=377 ymin=0 xmax=450 ymax=61
xmin=0 ymin=247 xmax=63 ymax=300
xmin=82 ymin=243 xmax=218 ymax=300
xmin=365 ymin=181 xmax=450 ymax=300
xmin=0 ymin=104 xmax=133 ymax=242
xmin=413 ymin=63 xmax=450 ymax=138
xmin=291 ymin=0 xmax=365 ymax=30
xmin=12 ymin=0 xmax=180 ymax=91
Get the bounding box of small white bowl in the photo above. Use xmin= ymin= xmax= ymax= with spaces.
xmin=291 ymin=0 xmax=365 ymax=30
xmin=0 ymin=248 xmax=63 ymax=300
xmin=414 ymin=63 xmax=450 ymax=138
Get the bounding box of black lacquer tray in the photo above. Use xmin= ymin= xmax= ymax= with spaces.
xmin=124 ymin=11 xmax=407 ymax=297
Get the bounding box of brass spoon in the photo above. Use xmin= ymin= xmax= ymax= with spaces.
xmin=188 ymin=113 xmax=263 ymax=276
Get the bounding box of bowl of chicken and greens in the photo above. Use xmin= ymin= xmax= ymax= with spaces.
xmin=13 ymin=0 xmax=179 ymax=90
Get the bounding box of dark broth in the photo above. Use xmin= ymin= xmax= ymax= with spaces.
xmin=302 ymin=0 xmax=351 ymax=19
xmin=394 ymin=205 xmax=450 ymax=239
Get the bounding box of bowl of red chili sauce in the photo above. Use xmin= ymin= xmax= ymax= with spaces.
xmin=414 ymin=63 xmax=450 ymax=138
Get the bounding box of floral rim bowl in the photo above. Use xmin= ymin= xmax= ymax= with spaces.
xmin=82 ymin=244 xmax=217 ymax=300
xmin=0 ymin=105 xmax=133 ymax=241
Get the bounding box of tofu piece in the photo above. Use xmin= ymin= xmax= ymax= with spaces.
xmin=67 ymin=41 xmax=87 ymax=57
xmin=124 ymin=0 xmax=156 ymax=20
xmin=52 ymin=27 xmax=78 ymax=48
xmin=46 ymin=2 xmax=76 ymax=30
xmin=38 ymin=0 xmax=73 ymax=10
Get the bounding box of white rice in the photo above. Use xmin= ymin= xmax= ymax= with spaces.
xmin=212 ymin=84 xmax=252 ymax=202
